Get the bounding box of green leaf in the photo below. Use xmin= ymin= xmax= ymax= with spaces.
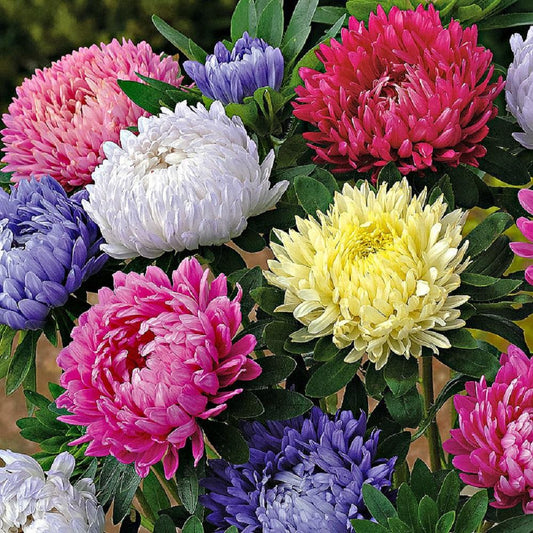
xmin=112 ymin=465 xmax=142 ymax=524
xmin=313 ymin=336 xmax=340 ymax=362
xmin=313 ymin=6 xmax=348 ymax=24
xmin=445 ymin=329 xmax=478 ymax=349
xmin=225 ymin=528 xmax=239 ymax=533
xmin=397 ymin=483 xmax=421 ymax=529
xmin=243 ymin=355 xmax=296 ymax=389
xmin=411 ymin=459 xmax=438 ymax=501
xmin=490 ymin=185 xmax=532 ymax=219
xmin=466 ymin=314 xmax=529 ymax=353
xmin=233 ymin=227 xmax=266 ymax=253
xmin=311 ymin=167 xmax=340 ymax=195
xmin=201 ymin=421 xmax=249 ymax=464
xmin=305 ymin=351 xmax=358 ymax=398
xmin=384 ymin=387 xmax=423 ymax=428
xmin=377 ymin=162 xmax=403 ymax=186
xmin=208 ymin=245 xmax=246 ymax=276
xmin=463 ymin=211 xmax=513 ymax=257
xmin=418 ymin=495 xmax=439 ymax=533
xmin=153 ymin=514 xmax=178 ymax=533
xmin=117 ymin=80 xmax=170 ymax=115
xmin=226 ymin=391 xmax=265 ymax=418
xmin=387 ymin=518 xmax=412 ymax=533
xmin=248 ymin=202 xmax=305 ymax=233
xmin=454 ymin=490 xmax=488 ymax=533
xmin=461 ymin=277 xmax=522 ymax=302
xmin=257 ymin=0 xmax=284 ymax=47
xmin=346 ymin=0 xmax=380 ymax=20
xmin=362 ymin=483 xmax=397 ymax=524
xmin=152 ymin=15 xmax=207 ymax=62
xmin=294 ymin=175 xmax=334 ymax=215
xmin=281 ymin=0 xmax=319 ymax=62
xmin=264 ymin=320 xmax=298 ymax=357
xmin=251 ymin=286 xmax=284 ymax=315
xmin=446 ymin=165 xmax=480 ymax=208
xmin=254 ymin=388 xmax=313 ymax=420
xmin=478 ymin=12 xmax=533 ymax=30
xmin=231 ymin=0 xmax=258 ymax=41
xmin=383 ymin=357 xmax=418 ymax=397
xmin=486 ymin=515 xmax=533 ymax=532
xmin=6 ymin=330 xmax=40 ymax=396
xmin=342 ymin=374 xmax=368 ymax=415
xmin=229 ymin=266 xmax=264 ymax=317
xmin=466 ymin=235 xmax=514 ymax=277
xmin=479 ymin=139 xmax=530 ymax=185
xmin=437 ymin=470 xmax=461 ymax=516
xmin=175 ymin=445 xmax=199 ymax=514
xmin=351 ymin=520 xmax=390 ymax=533
xmin=377 ymin=431 xmax=411 ymax=465
xmin=436 ymin=346 xmax=500 ymax=379
xmin=365 ymin=364 xmax=387 ymax=399
xmin=120 ymin=509 xmax=141 ymax=533
xmin=0 ymin=325 xmax=16 ymax=380
xmin=435 ymin=511 xmax=455 ymax=533
xmin=143 ymin=471 xmax=171 ymax=517
xmin=225 ymin=100 xmax=259 ymax=129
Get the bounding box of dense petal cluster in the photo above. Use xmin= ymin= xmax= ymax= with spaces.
xmin=1 ymin=39 xmax=182 ymax=190
xmin=201 ymin=407 xmax=396 ymax=532
xmin=0 ymin=177 xmax=107 ymax=330
xmin=56 ymin=258 xmax=261 ymax=479
xmin=510 ymin=189 xmax=533 ymax=285
xmin=506 ymin=27 xmax=533 ymax=149
xmin=0 ymin=450 xmax=104 ymax=532
xmin=444 ymin=345 xmax=533 ymax=512
xmin=84 ymin=100 xmax=287 ymax=259
xmin=293 ymin=5 xmax=503 ymax=177
xmin=184 ymin=32 xmax=284 ymax=104
xmin=265 ymin=179 xmax=469 ymax=369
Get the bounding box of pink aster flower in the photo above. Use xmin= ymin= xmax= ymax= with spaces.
xmin=1 ymin=39 xmax=182 ymax=190
xmin=293 ymin=5 xmax=504 ymax=178
xmin=443 ymin=345 xmax=533 ymax=512
xmin=510 ymin=188 xmax=533 ymax=285
xmin=55 ymin=258 xmax=261 ymax=479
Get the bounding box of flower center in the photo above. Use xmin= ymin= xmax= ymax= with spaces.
xmin=335 ymin=222 xmax=394 ymax=266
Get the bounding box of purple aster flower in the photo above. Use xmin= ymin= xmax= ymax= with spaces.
xmin=200 ymin=407 xmax=396 ymax=532
xmin=0 ymin=176 xmax=107 ymax=330
xmin=183 ymin=32 xmax=284 ymax=104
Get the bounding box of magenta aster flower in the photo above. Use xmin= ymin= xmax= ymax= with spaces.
xmin=55 ymin=258 xmax=261 ymax=479
xmin=293 ymin=5 xmax=504 ymax=177
xmin=1 ymin=39 xmax=182 ymax=190
xmin=443 ymin=345 xmax=533 ymax=512
xmin=510 ymin=188 xmax=533 ymax=285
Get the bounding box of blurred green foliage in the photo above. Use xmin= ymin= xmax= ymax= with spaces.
xmin=0 ymin=0 xmax=238 ymax=115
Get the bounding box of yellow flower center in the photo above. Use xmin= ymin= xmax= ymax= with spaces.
xmin=341 ymin=222 xmax=393 ymax=261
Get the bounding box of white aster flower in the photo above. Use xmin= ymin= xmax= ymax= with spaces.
xmin=506 ymin=26 xmax=533 ymax=149
xmin=84 ymin=101 xmax=288 ymax=259
xmin=0 ymin=450 xmax=104 ymax=533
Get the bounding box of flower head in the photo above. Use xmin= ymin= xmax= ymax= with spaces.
xmin=506 ymin=27 xmax=533 ymax=149
xmin=56 ymin=257 xmax=261 ymax=479
xmin=0 ymin=450 xmax=104 ymax=532
xmin=0 ymin=176 xmax=107 ymax=330
xmin=84 ymin=100 xmax=288 ymax=259
xmin=510 ymin=188 xmax=533 ymax=285
xmin=201 ymin=407 xmax=396 ymax=532
xmin=265 ymin=179 xmax=469 ymax=369
xmin=443 ymin=345 xmax=533 ymax=513
xmin=293 ymin=5 xmax=503 ymax=177
xmin=184 ymin=32 xmax=284 ymax=104
xmin=1 ymin=38 xmax=182 ymax=190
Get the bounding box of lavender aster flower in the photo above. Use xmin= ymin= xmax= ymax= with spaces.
xmin=0 ymin=176 xmax=107 ymax=330
xmin=184 ymin=32 xmax=284 ymax=104
xmin=200 ymin=407 xmax=396 ymax=532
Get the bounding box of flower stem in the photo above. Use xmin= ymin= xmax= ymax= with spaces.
xmin=135 ymin=486 xmax=156 ymax=526
xmin=421 ymin=356 xmax=442 ymax=471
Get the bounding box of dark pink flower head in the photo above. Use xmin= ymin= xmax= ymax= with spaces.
xmin=443 ymin=345 xmax=533 ymax=512
xmin=293 ymin=5 xmax=504 ymax=178
xmin=56 ymin=258 xmax=260 ymax=479
xmin=1 ymin=39 xmax=182 ymax=191
xmin=510 ymin=188 xmax=533 ymax=285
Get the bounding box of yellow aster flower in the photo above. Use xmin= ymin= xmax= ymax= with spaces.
xmin=265 ymin=179 xmax=470 ymax=369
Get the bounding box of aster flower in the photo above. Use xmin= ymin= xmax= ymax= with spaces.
xmin=56 ymin=257 xmax=261 ymax=479
xmin=1 ymin=38 xmax=182 ymax=190
xmin=506 ymin=27 xmax=533 ymax=149
xmin=293 ymin=5 xmax=503 ymax=177
xmin=510 ymin=188 xmax=533 ymax=285
xmin=183 ymin=32 xmax=284 ymax=104
xmin=0 ymin=450 xmax=104 ymax=532
xmin=443 ymin=345 xmax=533 ymax=513
xmin=84 ymin=100 xmax=288 ymax=259
xmin=265 ymin=179 xmax=470 ymax=369
xmin=0 ymin=176 xmax=107 ymax=331
xmin=201 ymin=407 xmax=396 ymax=532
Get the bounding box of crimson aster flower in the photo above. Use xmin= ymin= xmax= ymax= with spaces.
xmin=1 ymin=39 xmax=182 ymax=190
xmin=56 ymin=258 xmax=261 ymax=479
xmin=443 ymin=345 xmax=533 ymax=512
xmin=293 ymin=5 xmax=504 ymax=178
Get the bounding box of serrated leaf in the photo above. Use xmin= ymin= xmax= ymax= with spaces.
xmin=254 ymin=388 xmax=313 ymax=420
xmin=202 ymin=421 xmax=249 ymax=464
xmin=463 ymin=211 xmax=513 ymax=257
xmin=231 ymin=0 xmax=258 ymax=41
xmin=294 ymin=175 xmax=334 ymax=215
xmin=383 ymin=357 xmax=418 ymax=397
xmin=281 ymin=0 xmax=319 ymax=62
xmin=6 ymin=330 xmax=40 ymax=396
xmin=306 ymin=351 xmax=358 ymax=398
xmin=454 ymin=490 xmax=488 ymax=533
xmin=384 ymin=387 xmax=423 ymax=428
xmin=437 ymin=470 xmax=461 ymax=516
xmin=257 ymin=0 xmax=284 ymax=47
xmin=363 ymin=483 xmax=397 ymax=524
xmin=226 ymin=391 xmax=265 ymax=418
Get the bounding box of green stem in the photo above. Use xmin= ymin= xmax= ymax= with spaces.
xmin=135 ymin=486 xmax=156 ymax=526
xmin=421 ymin=356 xmax=442 ymax=471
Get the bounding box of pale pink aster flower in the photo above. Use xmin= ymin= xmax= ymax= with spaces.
xmin=510 ymin=188 xmax=533 ymax=285
xmin=1 ymin=39 xmax=182 ymax=190
xmin=56 ymin=258 xmax=261 ymax=479
xmin=443 ymin=345 xmax=533 ymax=512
